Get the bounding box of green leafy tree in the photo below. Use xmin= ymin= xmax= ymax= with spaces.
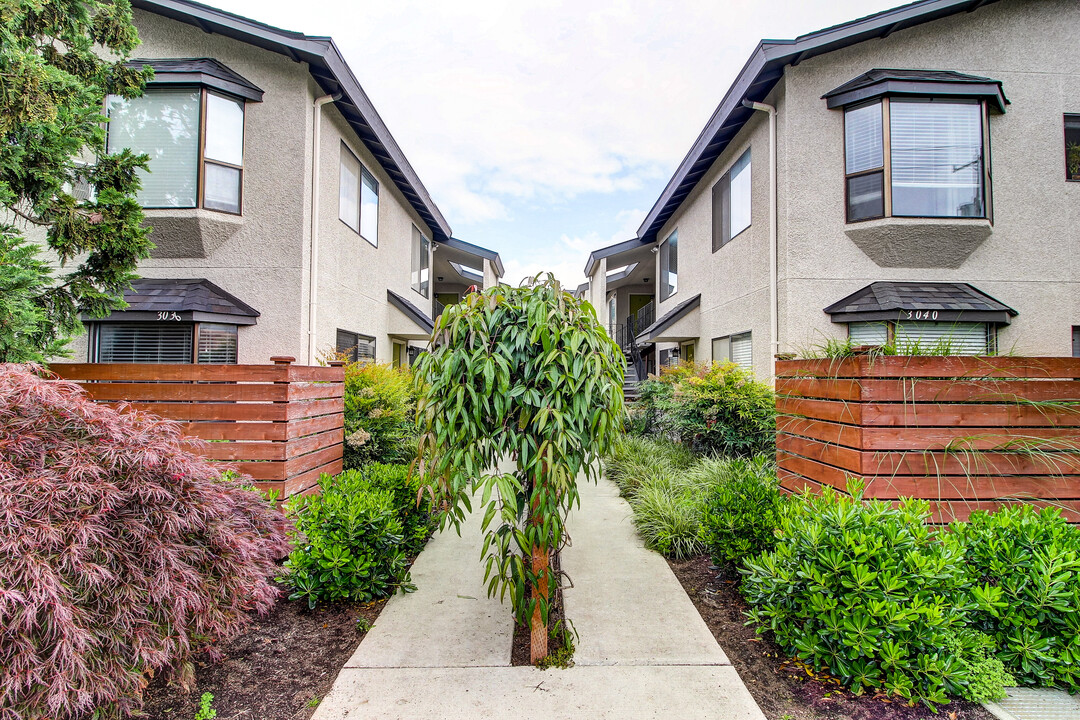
xmin=1 ymin=0 xmax=153 ymax=362
xmin=414 ymin=275 xmax=624 ymax=663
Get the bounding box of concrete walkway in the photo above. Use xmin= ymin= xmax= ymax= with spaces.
xmin=311 ymin=475 xmax=765 ymax=720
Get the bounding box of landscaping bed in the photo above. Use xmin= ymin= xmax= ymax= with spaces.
xmin=141 ymin=586 xmax=387 ymax=720
xmin=669 ymin=556 xmax=997 ymax=720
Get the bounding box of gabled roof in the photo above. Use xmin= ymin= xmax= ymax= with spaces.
xmin=441 ymin=236 xmax=503 ymax=277
xmin=90 ymin=278 xmax=260 ymax=324
xmin=824 ymin=281 xmax=1017 ymax=323
xmin=128 ymin=57 xmax=264 ymax=101
xmin=637 ymin=0 xmax=1004 ymax=244
xmin=823 ymin=68 xmax=1007 ymax=111
xmin=387 ymin=290 xmax=434 ymax=333
xmin=132 ymin=0 xmax=452 ymax=243
xmin=584 ymin=238 xmax=645 ymax=276
xmin=638 ymin=294 xmax=701 ymax=340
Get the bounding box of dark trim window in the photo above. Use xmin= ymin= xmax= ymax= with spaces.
xmin=336 ymin=329 xmax=375 ymax=363
xmin=712 ymin=148 xmax=752 ymax=251
xmin=106 ymin=87 xmax=246 ymax=214
xmin=659 ymin=230 xmax=678 ymax=302
xmin=411 ymin=226 xmax=430 ymax=298
xmin=1066 ymin=115 xmax=1080 ymax=181
xmin=712 ymin=331 xmax=752 ymax=369
xmin=92 ymin=322 xmax=238 ymax=363
xmin=1072 ymin=326 xmax=1079 ymax=358
xmin=844 ymin=98 xmax=988 ymax=222
xmin=339 ymin=143 xmax=380 ymax=245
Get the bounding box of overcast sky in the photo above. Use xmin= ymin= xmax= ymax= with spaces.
xmin=207 ymin=0 xmax=901 ymax=287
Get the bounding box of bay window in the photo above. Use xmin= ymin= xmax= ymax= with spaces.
xmin=844 ymin=97 xmax=986 ymax=222
xmin=107 ymin=87 xmax=246 ymax=213
xmin=92 ymin=323 xmax=239 ymax=363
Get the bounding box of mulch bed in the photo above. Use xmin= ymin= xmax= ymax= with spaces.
xmin=668 ymin=556 xmax=998 ymax=720
xmin=139 ymin=585 xmax=387 ymax=720
xmin=511 ymin=550 xmax=570 ymax=666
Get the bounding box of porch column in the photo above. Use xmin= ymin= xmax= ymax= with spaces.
xmin=588 ymin=258 xmax=608 ymax=335
xmin=483 ymin=258 xmax=498 ymax=290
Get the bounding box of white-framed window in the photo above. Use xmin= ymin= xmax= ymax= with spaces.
xmin=339 ymin=144 xmax=380 ymax=246
xmin=659 ymin=230 xmax=678 ymax=302
xmin=336 ymin=329 xmax=375 ymax=362
xmin=844 ymin=98 xmax=987 ymax=222
xmin=712 ymin=148 xmax=751 ymax=251
xmin=92 ymin=323 xmax=238 ymax=364
xmin=712 ymin=331 xmax=752 ymax=369
xmin=411 ymin=226 xmax=430 ymax=298
xmin=106 ymin=88 xmax=245 ymax=213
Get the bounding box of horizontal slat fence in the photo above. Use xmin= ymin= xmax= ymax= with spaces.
xmin=50 ymin=356 xmax=344 ymax=499
xmin=775 ymin=356 xmax=1080 ymax=523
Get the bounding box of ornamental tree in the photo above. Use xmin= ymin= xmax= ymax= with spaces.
xmin=0 ymin=0 xmax=154 ymax=362
xmin=414 ymin=274 xmax=625 ymax=663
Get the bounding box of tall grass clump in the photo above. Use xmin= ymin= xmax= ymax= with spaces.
xmin=0 ymin=365 xmax=288 ymax=719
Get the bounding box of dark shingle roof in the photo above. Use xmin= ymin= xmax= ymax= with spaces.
xmin=822 ymin=68 xmax=1007 ymax=111
xmin=121 ymin=278 xmax=260 ymax=317
xmin=638 ymin=294 xmax=701 ymax=340
xmin=387 ymin=290 xmax=434 ymax=333
xmin=824 ymin=282 xmax=1017 ymax=322
xmin=128 ymin=58 xmax=265 ymax=101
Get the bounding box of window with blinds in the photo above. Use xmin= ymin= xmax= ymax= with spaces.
xmin=894 ymin=321 xmax=990 ymax=355
xmin=843 ymin=97 xmax=986 ymax=222
xmin=336 ymin=329 xmax=376 ymax=363
xmin=660 ymin=230 xmax=678 ymax=301
xmin=712 ymin=332 xmax=752 ymax=369
xmin=96 ymin=323 xmax=194 ymax=363
xmin=848 ymin=321 xmax=889 ymax=346
xmin=197 ymin=323 xmax=238 ymax=363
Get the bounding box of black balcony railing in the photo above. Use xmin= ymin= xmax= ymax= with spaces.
xmin=633 ymin=300 xmax=655 ymax=334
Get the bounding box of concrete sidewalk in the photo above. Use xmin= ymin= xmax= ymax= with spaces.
xmin=311 ymin=474 xmax=766 ymax=720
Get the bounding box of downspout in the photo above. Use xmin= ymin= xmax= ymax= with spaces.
xmin=743 ymin=99 xmax=778 ymax=360
xmin=307 ymin=92 xmax=341 ymax=365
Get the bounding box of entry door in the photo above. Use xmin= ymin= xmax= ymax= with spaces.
xmin=393 ymin=341 xmax=406 ymax=368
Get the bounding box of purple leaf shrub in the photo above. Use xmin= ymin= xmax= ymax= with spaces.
xmin=0 ymin=364 xmax=290 ymax=719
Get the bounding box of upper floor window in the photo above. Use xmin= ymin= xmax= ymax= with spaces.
xmin=659 ymin=230 xmax=678 ymax=302
xmin=712 ymin=148 xmax=751 ymax=251
xmin=844 ymin=98 xmax=986 ymax=222
xmin=1066 ymin=115 xmax=1080 ymax=181
xmin=106 ymin=87 xmax=246 ymax=214
xmin=339 ymin=144 xmax=380 ymax=245
xmin=411 ymin=226 xmax=430 ymax=298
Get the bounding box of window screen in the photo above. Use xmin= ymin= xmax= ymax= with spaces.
xmin=894 ymin=321 xmax=989 ymax=355
xmin=96 ymin=323 xmax=193 ymax=363
xmin=197 ymin=323 xmax=238 ymax=364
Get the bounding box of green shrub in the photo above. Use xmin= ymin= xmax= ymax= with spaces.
xmin=342 ymin=361 xmax=419 ymax=469
xmin=700 ymin=456 xmax=785 ymax=565
xmin=364 ymin=462 xmax=435 ymax=556
xmin=604 ymin=435 xmax=694 ymax=497
xmin=741 ymin=483 xmax=1007 ymax=707
xmin=632 ymin=362 xmax=775 ymax=458
xmin=951 ymin=505 xmax=1080 ymax=690
xmin=630 ymin=478 xmax=707 ymax=559
xmin=281 ymin=470 xmax=414 ymax=608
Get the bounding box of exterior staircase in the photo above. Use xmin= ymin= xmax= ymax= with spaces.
xmin=623 ymin=352 xmax=640 ymax=402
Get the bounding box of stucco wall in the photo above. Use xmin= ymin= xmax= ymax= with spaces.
xmin=652 ymin=0 xmax=1080 ymax=381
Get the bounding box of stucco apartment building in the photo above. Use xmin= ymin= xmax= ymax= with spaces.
xmin=64 ymin=0 xmax=501 ymax=367
xmin=585 ymin=0 xmax=1080 ymax=383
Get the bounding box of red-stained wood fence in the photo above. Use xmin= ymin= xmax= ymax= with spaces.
xmin=50 ymin=356 xmax=344 ymax=499
xmin=775 ymin=356 xmax=1080 ymax=523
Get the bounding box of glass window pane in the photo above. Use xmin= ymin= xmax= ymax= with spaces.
xmin=891 ymin=100 xmax=984 ymax=217
xmin=339 ymin=150 xmax=360 ymax=231
xmin=895 ymin=321 xmax=988 ymax=355
xmin=107 ymin=88 xmax=200 ymax=208
xmin=845 ymin=102 xmax=884 ymax=174
xmin=729 ymin=149 xmax=752 ymax=237
xmin=412 ymin=226 xmax=430 ymax=297
xmin=660 ymin=231 xmax=678 ymax=301
xmin=97 ymin=323 xmax=193 ymax=363
xmin=203 ymin=163 xmax=241 ymax=213
xmin=197 ymin=323 xmax=237 ymax=363
xmin=360 ymin=167 xmax=379 ymax=245
xmin=848 ymin=321 xmax=888 ymax=345
xmin=847 ymin=171 xmax=885 ymax=222
xmin=731 ymin=332 xmax=752 ymax=369
xmin=204 ymin=93 xmax=244 ymax=166
xmin=1065 ymin=115 xmax=1080 ymax=180
xmin=712 ymin=336 xmax=731 ymax=362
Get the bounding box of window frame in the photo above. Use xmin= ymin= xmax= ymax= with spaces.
xmin=90 ymin=321 xmax=239 ymax=364
xmin=105 ymin=86 xmax=246 ymax=215
xmin=1065 ymin=114 xmax=1080 ymax=182
xmin=659 ymin=230 xmax=678 ymax=302
xmin=712 ymin=331 xmax=752 ymax=369
xmin=411 ymin=226 xmax=431 ymax=299
xmin=842 ymin=96 xmax=990 ymax=223
xmin=338 ymin=142 xmax=380 ymax=246
xmin=335 ymin=328 xmax=375 ymax=363
xmin=712 ymin=148 xmax=752 ymax=252
xmin=846 ymin=319 xmax=997 ymax=355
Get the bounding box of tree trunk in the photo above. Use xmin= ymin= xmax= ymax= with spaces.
xmin=529 ymin=542 xmax=549 ymax=664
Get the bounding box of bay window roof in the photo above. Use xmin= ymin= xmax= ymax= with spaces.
xmin=824 ymin=281 xmax=1016 ymax=324
xmin=87 ymin=278 xmax=260 ymax=325
xmin=823 ymin=69 xmax=1008 ymax=112
xmin=127 ymin=58 xmax=264 ymax=101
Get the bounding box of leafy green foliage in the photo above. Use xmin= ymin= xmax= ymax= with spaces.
xmin=632 ymin=362 xmax=775 ymax=458
xmin=364 ymin=462 xmax=435 ymax=556
xmin=194 ymin=692 xmax=217 ymax=720
xmin=604 ymin=434 xmax=695 ymax=496
xmin=341 ymin=361 xmax=419 ymax=469
xmin=414 ymin=274 xmax=624 ymax=662
xmin=741 ymin=483 xmax=1008 ymax=707
xmin=1 ymin=0 xmax=155 ymax=361
xmin=951 ymin=505 xmax=1080 ymax=690
xmin=700 ymin=456 xmax=785 ymax=565
xmin=280 ymin=469 xmax=415 ymax=609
